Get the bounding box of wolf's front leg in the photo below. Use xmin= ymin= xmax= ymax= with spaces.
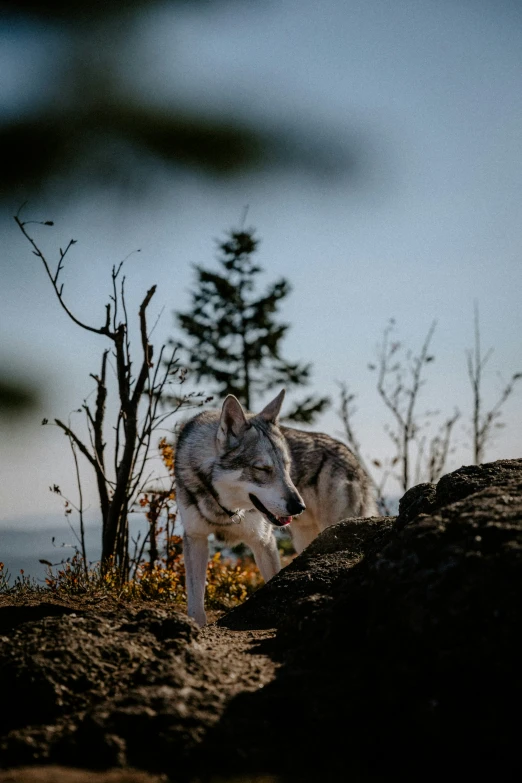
xmin=183 ymin=533 xmax=209 ymax=626
xmin=248 ymin=532 xmax=281 ymax=584
xmin=289 ymin=520 xmax=318 ymax=554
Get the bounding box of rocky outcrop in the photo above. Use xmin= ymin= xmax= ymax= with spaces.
xmin=0 ymin=458 xmax=520 ymax=782
xmin=218 ymin=515 xmax=394 ymax=630
xmin=210 ymin=458 xmax=522 ymax=781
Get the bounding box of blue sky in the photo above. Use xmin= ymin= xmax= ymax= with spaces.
xmin=1 ymin=0 xmax=521 ymax=526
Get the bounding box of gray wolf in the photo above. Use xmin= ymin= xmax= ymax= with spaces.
xmin=175 ymin=390 xmax=377 ymax=625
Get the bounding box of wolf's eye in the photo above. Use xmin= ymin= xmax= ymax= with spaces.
xmin=254 ymin=464 xmax=273 ymax=473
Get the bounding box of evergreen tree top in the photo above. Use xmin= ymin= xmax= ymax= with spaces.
xmin=171 ymin=227 xmax=329 ymax=422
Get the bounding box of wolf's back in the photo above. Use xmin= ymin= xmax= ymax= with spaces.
xmin=281 ymin=426 xmax=377 ymax=518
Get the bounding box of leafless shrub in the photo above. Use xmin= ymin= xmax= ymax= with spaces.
xmin=339 ymin=320 xmax=461 ymax=505
xmin=371 ymin=319 xmax=460 ymax=491
xmin=467 ymin=303 xmax=521 ymax=464
xmin=340 ymin=309 xmax=520 ymax=507
xmin=337 ymin=382 xmax=391 ymax=514
xmin=15 ymin=209 xmax=205 ymax=579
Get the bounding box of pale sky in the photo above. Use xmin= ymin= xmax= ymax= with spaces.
xmin=1 ymin=0 xmax=521 ymax=529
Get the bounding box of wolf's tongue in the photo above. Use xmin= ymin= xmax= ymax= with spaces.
xmin=278 ymin=516 xmax=293 ymax=526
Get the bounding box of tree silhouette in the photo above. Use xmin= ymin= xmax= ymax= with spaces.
xmin=14 ymin=210 xmax=204 ymax=575
xmin=171 ymin=228 xmax=329 ymax=423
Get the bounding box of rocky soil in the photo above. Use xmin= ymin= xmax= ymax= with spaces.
xmin=1 ymin=458 xmax=520 ymax=782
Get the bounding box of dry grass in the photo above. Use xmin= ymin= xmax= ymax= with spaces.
xmin=0 ymin=545 xmax=266 ymax=612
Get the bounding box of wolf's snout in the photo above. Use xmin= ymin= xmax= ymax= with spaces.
xmin=287 ymin=498 xmax=306 ymax=516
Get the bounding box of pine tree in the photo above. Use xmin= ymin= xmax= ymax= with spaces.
xmin=172 ymin=228 xmax=329 ymax=423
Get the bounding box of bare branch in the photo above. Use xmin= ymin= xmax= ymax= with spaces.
xmin=337 ymin=382 xmax=391 ymax=514
xmin=467 ymin=303 xmax=521 ymax=464
xmin=427 ymin=408 xmax=460 ymax=482
xmin=376 ymin=323 xmax=407 ymax=431
xmin=376 ymin=320 xmax=436 ymax=491
xmin=67 ymin=438 xmax=88 ymax=576
xmin=55 ymin=419 xmax=97 ymax=468
xmin=14 ymin=216 xmax=113 ymax=338
xmin=114 ymin=325 xmax=130 ymax=411
xmin=132 ymin=285 xmax=157 ymax=407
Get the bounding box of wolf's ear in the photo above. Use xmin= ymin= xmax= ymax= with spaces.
xmin=217 ymin=395 xmax=248 ymax=450
xmin=258 ymin=389 xmax=286 ymax=423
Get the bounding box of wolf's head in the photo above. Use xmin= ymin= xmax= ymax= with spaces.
xmin=213 ymin=390 xmax=306 ymax=526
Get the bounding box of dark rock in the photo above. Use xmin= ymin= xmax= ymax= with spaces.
xmin=204 ymin=458 xmax=522 ymax=781
xmin=219 ymin=516 xmax=394 ymax=630
xmin=0 ymin=603 xmax=81 ymax=635
xmin=435 ymin=457 xmax=522 ymax=507
xmin=396 ymin=481 xmax=436 ymax=527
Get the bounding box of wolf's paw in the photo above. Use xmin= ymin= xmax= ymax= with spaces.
xmin=189 ymin=607 xmax=207 ymax=627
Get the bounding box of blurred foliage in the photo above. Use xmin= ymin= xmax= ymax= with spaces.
xmin=0 ymin=103 xmax=267 ymax=199
xmin=1 ymin=0 xmax=353 ymax=200
xmin=0 ymin=377 xmax=37 ymax=417
xmin=2 ymin=1 xmax=187 ymax=18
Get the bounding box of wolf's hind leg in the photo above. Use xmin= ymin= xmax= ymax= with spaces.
xmin=248 ymin=533 xmax=281 ymax=583
xmin=183 ymin=533 xmax=209 ymax=626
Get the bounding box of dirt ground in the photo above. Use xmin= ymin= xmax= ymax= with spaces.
xmin=1 ymin=458 xmax=521 ymax=782
xmin=0 ymin=593 xmax=282 ymax=782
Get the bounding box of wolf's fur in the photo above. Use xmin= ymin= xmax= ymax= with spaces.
xmin=175 ymin=390 xmax=377 ymax=625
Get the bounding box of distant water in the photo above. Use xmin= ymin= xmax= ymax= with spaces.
xmin=0 ymin=516 xmax=150 ymax=584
